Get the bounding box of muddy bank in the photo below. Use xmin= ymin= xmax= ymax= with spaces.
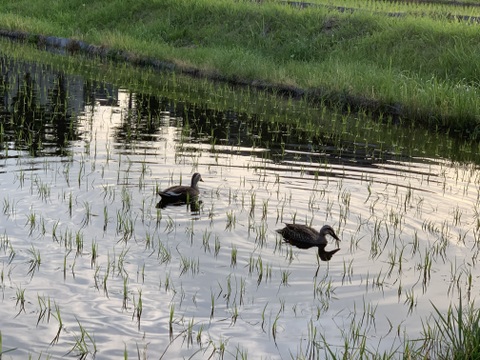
xmin=0 ymin=29 xmax=475 ymax=139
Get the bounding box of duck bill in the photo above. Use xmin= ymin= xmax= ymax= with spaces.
xmin=331 ymin=232 xmax=341 ymax=242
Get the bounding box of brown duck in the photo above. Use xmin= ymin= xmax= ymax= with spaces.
xmin=276 ymin=224 xmax=341 ymax=261
xmin=157 ymin=173 xmax=203 ymax=206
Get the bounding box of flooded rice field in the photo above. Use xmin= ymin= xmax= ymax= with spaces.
xmin=1 ymin=44 xmax=480 ymax=359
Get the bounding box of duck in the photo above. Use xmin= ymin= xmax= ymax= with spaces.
xmin=157 ymin=173 xmax=203 ymax=206
xmin=276 ymin=224 xmax=341 ymax=261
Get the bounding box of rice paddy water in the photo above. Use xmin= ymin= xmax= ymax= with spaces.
xmin=1 ymin=40 xmax=480 ymax=359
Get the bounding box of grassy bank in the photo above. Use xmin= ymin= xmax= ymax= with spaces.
xmin=0 ymin=0 xmax=479 ymax=137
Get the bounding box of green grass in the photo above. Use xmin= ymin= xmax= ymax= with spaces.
xmin=0 ymin=0 xmax=479 ymax=138
xmin=420 ymin=299 xmax=480 ymax=359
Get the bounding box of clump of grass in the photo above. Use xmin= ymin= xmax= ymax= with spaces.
xmin=132 ymin=289 xmax=143 ymax=330
xmin=424 ymin=299 xmax=480 ymax=359
xmin=15 ymin=286 xmax=26 ymax=316
xmin=26 ymin=244 xmax=41 ymax=277
xmin=230 ymin=245 xmax=237 ymax=267
xmin=67 ymin=318 xmax=97 ymax=359
xmin=179 ymin=255 xmax=199 ymax=276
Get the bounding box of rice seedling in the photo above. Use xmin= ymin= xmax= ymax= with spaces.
xmin=25 ymin=211 xmax=36 ymax=235
xmin=122 ymin=275 xmax=129 ymax=310
xmin=77 ymin=159 xmax=85 ymax=188
xmin=2 ymin=197 xmax=16 ymax=216
xmin=249 ymin=192 xmax=256 ymax=219
xmin=254 ymin=222 xmax=268 ymax=247
xmin=36 ymin=294 xmax=51 ymax=325
xmin=67 ymin=318 xmax=97 ymax=359
xmin=214 ymin=236 xmax=221 ymax=257
xmin=225 ymin=210 xmax=236 ymax=230
xmin=202 ymin=229 xmax=211 ymax=252
xmin=70 ymin=256 xmax=77 ymax=279
xmin=230 ymin=245 xmax=237 ymax=267
xmin=301 ymin=319 xmax=321 ymax=359
xmin=196 ymin=324 xmax=204 ymax=345
xmin=313 ymin=273 xmax=336 ymax=302
xmin=186 ymin=317 xmax=195 ymax=346
xmin=17 ymin=169 xmax=25 ymax=188
xmin=169 ymin=304 xmax=175 ymax=340
xmin=342 ymin=258 xmax=354 ymax=284
xmin=51 ymin=219 xmax=60 ymax=242
xmin=33 ymin=177 xmax=50 ymax=202
xmin=156 ymin=239 xmax=172 ymax=264
xmin=262 ymin=199 xmax=268 ymax=221
xmin=179 ymin=255 xmax=199 ymax=276
xmin=91 ymin=240 xmax=98 ymax=267
xmin=0 ymin=268 xmax=4 ymax=293
xmin=15 ymin=286 xmax=26 ymax=316
xmin=81 ymin=200 xmax=94 ymax=227
xmin=185 ymin=220 xmax=195 ymax=244
xmin=68 ymin=192 xmax=73 ymax=217
xmin=102 ymin=256 xmax=111 ymax=298
xmin=457 ymin=230 xmax=468 ymax=247
xmin=115 ymin=247 xmax=130 ymax=277
xmin=63 ymin=253 xmax=68 ymax=280
xmin=75 ymin=230 xmax=84 ymax=255
xmin=411 ymin=230 xmax=420 ymax=256
xmin=137 ymin=263 xmax=145 ymax=284
xmin=271 ymin=311 xmax=281 ymax=346
xmin=164 ymin=216 xmax=175 ymax=234
xmin=50 ymin=302 xmax=63 ymax=345
xmin=61 ymin=228 xmax=74 ymax=251
xmin=121 ymin=185 xmax=131 ymax=212
xmin=144 ymin=231 xmax=153 ymax=250
xmin=132 ymin=289 xmax=143 ymax=329
xmin=404 ymin=288 xmax=417 ymax=314
xmin=92 ymin=264 xmax=101 ymax=291
xmin=26 ymin=244 xmax=41 ymax=277
xmin=235 ymin=345 xmax=248 ymax=360
xmin=210 ymin=290 xmax=215 ymax=319
xmin=0 ymin=231 xmax=9 ymax=253
xmin=101 ymin=184 xmax=116 ymax=202
xmin=420 ymin=250 xmax=433 ymax=290
xmin=280 ymin=269 xmax=290 ymax=287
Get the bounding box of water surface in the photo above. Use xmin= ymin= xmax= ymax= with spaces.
xmin=0 ymin=48 xmax=479 ymax=359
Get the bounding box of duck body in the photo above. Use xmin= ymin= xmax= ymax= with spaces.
xmin=276 ymin=224 xmax=341 ymax=261
xmin=158 ymin=173 xmax=203 ymax=206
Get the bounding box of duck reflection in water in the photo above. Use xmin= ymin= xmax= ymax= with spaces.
xmin=276 ymin=224 xmax=341 ymax=262
xmin=156 ymin=199 xmax=202 ymax=212
xmin=156 ymin=173 xmax=203 ymax=211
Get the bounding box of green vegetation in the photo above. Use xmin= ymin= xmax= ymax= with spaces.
xmin=0 ymin=0 xmax=479 ymax=137
xmin=424 ymin=299 xmax=480 ymax=360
